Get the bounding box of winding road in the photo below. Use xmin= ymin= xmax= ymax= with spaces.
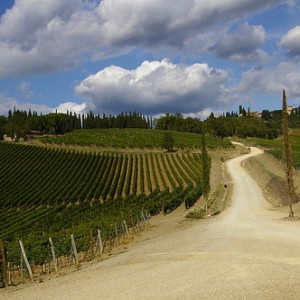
xmin=4 ymin=146 xmax=300 ymax=299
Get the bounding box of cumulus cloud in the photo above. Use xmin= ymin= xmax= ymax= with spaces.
xmin=75 ymin=59 xmax=230 ymax=115
xmin=0 ymin=0 xmax=286 ymax=77
xmin=0 ymin=0 xmax=103 ymax=76
xmin=211 ymin=23 xmax=267 ymax=62
xmin=237 ymin=62 xmax=300 ymax=98
xmin=99 ymin=0 xmax=282 ymax=52
xmin=280 ymin=26 xmax=300 ymax=57
xmin=56 ymin=101 xmax=87 ymax=114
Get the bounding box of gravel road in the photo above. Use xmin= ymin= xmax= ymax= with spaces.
xmin=4 ymin=146 xmax=300 ymax=299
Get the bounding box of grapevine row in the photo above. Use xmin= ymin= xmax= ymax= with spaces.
xmin=0 ymin=143 xmax=204 ymax=209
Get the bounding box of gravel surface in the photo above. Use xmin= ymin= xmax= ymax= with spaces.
xmin=3 ymin=146 xmax=300 ymax=299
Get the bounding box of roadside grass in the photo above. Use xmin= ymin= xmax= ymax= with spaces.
xmin=238 ymin=131 xmax=300 ymax=170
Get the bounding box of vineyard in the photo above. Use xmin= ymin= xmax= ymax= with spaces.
xmin=40 ymin=128 xmax=232 ymax=149
xmin=0 ymin=143 xmax=203 ymax=208
xmin=0 ymin=140 xmax=206 ymax=278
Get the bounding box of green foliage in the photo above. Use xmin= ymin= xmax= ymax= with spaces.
xmin=155 ymin=112 xmax=201 ymax=133
xmin=205 ymin=116 xmax=279 ymax=139
xmin=185 ymin=207 xmax=206 ymax=219
xmin=0 ymin=115 xmax=6 ymax=140
xmin=184 ymin=184 xmax=202 ymax=209
xmin=244 ymin=131 xmax=300 ymax=170
xmin=0 ymin=116 xmax=227 ymax=268
xmin=153 ymin=110 xmax=300 ymax=140
xmin=40 ymin=128 xmax=232 ymax=149
xmin=162 ymin=131 xmax=175 ymax=152
xmin=282 ymin=89 xmax=295 ymax=217
xmin=2 ymin=109 xmax=151 ymax=139
xmin=0 ymin=140 xmax=210 ymax=265
xmin=0 ymin=142 xmax=206 ymax=209
xmin=82 ymin=111 xmax=151 ymax=129
xmin=201 ymin=130 xmax=211 ymax=199
xmin=5 ymin=109 xmax=81 ymax=137
xmin=1 ymin=185 xmax=202 ymax=265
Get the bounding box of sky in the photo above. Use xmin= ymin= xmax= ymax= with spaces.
xmin=0 ymin=0 xmax=300 ymax=119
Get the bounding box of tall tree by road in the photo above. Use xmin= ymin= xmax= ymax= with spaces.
xmin=201 ymin=124 xmax=211 ymax=209
xmin=282 ymin=89 xmax=295 ymax=218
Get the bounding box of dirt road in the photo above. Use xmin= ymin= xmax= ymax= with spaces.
xmin=4 ymin=146 xmax=300 ymax=299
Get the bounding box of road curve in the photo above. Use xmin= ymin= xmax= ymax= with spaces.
xmin=4 ymin=146 xmax=300 ymax=300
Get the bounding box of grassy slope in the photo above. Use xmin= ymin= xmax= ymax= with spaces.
xmin=40 ymin=128 xmax=232 ymax=149
xmin=239 ymin=129 xmax=300 ymax=168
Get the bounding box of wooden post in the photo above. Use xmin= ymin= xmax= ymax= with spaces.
xmin=19 ymin=240 xmax=33 ymax=280
xmin=48 ymin=238 xmax=58 ymax=274
xmin=115 ymin=224 xmax=119 ymax=245
xmin=70 ymin=235 xmax=79 ymax=267
xmin=141 ymin=211 xmax=148 ymax=225
xmin=20 ymin=254 xmax=24 ymax=283
xmin=7 ymin=262 xmax=11 ymax=286
xmin=0 ymin=240 xmax=9 ymax=287
xmin=123 ymin=220 xmax=129 ymax=237
xmin=94 ymin=229 xmax=104 ymax=256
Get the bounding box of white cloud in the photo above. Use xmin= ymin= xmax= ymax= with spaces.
xmin=280 ymin=26 xmax=300 ymax=57
xmin=98 ymin=0 xmax=282 ymax=48
xmin=18 ymin=81 xmax=34 ymax=99
xmin=0 ymin=0 xmax=287 ymax=77
xmin=0 ymin=92 xmax=86 ymax=115
xmin=0 ymin=0 xmax=104 ymax=76
xmin=211 ymin=23 xmax=267 ymax=62
xmin=75 ymin=59 xmax=230 ymax=115
xmin=56 ymin=101 xmax=87 ymax=114
xmin=237 ymin=62 xmax=300 ymax=98
xmin=0 ymin=94 xmax=53 ymax=115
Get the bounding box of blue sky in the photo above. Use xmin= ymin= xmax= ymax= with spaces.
xmin=0 ymin=0 xmax=300 ymax=118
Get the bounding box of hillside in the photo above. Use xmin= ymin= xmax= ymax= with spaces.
xmin=39 ymin=128 xmax=232 ymax=149
xmin=240 ymin=129 xmax=300 ymax=169
xmin=0 ymin=128 xmax=234 ymax=282
xmin=4 ymin=146 xmax=300 ymax=299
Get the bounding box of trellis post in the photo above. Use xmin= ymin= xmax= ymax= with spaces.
xmin=70 ymin=235 xmax=79 ymax=267
xmin=0 ymin=240 xmax=9 ymax=287
xmin=19 ymin=240 xmax=33 ymax=280
xmin=49 ymin=238 xmax=58 ymax=273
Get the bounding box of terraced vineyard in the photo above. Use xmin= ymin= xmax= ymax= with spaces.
xmin=0 ymin=141 xmax=204 ymax=266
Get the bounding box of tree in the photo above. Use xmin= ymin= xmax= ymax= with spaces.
xmin=0 ymin=116 xmax=7 ymax=140
xmin=239 ymin=105 xmax=243 ymax=115
xmin=261 ymin=110 xmax=272 ymax=121
xmin=162 ymin=132 xmax=175 ymax=152
xmin=201 ymin=125 xmax=211 ymax=209
xmin=282 ymin=89 xmax=295 ymax=218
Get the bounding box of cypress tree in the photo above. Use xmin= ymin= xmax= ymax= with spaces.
xmin=201 ymin=124 xmax=211 ymax=209
xmin=282 ymin=89 xmax=295 ymax=218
